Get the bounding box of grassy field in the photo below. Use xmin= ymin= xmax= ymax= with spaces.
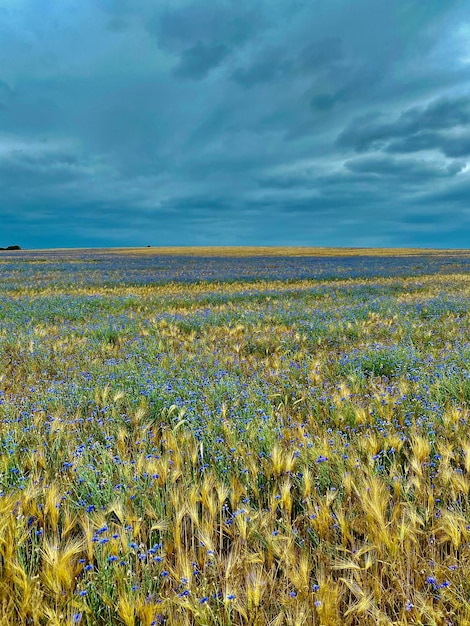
xmin=1 ymin=248 xmax=470 ymax=625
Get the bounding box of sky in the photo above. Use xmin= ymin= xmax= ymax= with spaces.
xmin=1 ymin=0 xmax=470 ymax=248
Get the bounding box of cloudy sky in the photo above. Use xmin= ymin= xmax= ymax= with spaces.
xmin=1 ymin=0 xmax=470 ymax=248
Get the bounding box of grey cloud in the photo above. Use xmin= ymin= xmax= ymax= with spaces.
xmin=441 ymin=136 xmax=470 ymax=158
xmin=415 ymin=173 xmax=470 ymax=208
xmin=98 ymin=0 xmax=138 ymax=15
xmin=344 ymin=154 xmax=465 ymax=180
xmin=295 ymin=37 xmax=344 ymax=74
xmin=174 ymin=42 xmax=230 ymax=79
xmin=231 ymin=48 xmax=288 ymax=88
xmin=337 ymin=95 xmax=470 ymax=152
xmin=399 ymin=96 xmax=470 ymax=132
xmin=0 ymin=79 xmax=13 ymax=108
xmin=311 ymin=92 xmax=341 ymax=112
xmin=0 ymin=149 xmax=112 ymax=199
xmin=153 ymin=4 xmax=262 ymax=81
xmin=386 ymin=131 xmax=470 ymax=158
xmin=256 ymin=173 xmax=314 ymax=190
xmin=105 ymin=17 xmax=131 ymax=33
xmin=232 ymin=36 xmax=344 ymax=90
xmin=385 ymin=131 xmax=443 ymax=154
xmin=154 ymin=3 xmax=259 ymax=53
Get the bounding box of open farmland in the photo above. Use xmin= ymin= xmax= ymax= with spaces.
xmin=2 ymin=248 xmax=470 ymax=625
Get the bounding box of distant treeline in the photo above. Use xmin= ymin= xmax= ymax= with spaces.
xmin=0 ymin=245 xmax=21 ymax=250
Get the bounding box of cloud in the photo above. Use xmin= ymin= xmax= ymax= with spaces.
xmin=295 ymin=37 xmax=344 ymax=74
xmin=155 ymin=3 xmax=258 ymax=51
xmin=174 ymin=42 xmax=230 ymax=79
xmin=231 ymin=47 xmax=288 ymax=88
xmin=337 ymin=95 xmax=470 ymax=152
xmin=0 ymin=146 xmax=112 ymax=197
xmin=0 ymin=79 xmax=13 ymax=109
xmin=310 ymin=92 xmax=342 ymax=112
xmin=152 ymin=2 xmax=260 ymax=80
xmin=386 ymin=130 xmax=470 ymax=158
xmin=231 ymin=35 xmax=345 ymax=91
xmin=415 ymin=170 xmax=470 ymax=208
xmin=344 ymin=154 xmax=465 ymax=180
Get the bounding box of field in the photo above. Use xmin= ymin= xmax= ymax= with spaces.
xmin=1 ymin=247 xmax=470 ymax=625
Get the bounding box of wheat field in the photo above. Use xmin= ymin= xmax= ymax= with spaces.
xmin=1 ymin=249 xmax=470 ymax=625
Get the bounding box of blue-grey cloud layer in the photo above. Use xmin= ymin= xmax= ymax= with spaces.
xmin=1 ymin=0 xmax=470 ymax=247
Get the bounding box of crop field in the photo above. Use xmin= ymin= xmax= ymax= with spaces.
xmin=2 ymin=247 xmax=470 ymax=626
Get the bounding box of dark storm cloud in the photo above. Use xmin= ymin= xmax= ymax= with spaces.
xmin=0 ymin=79 xmax=13 ymax=109
xmin=0 ymin=150 xmax=86 ymax=187
xmin=337 ymin=95 xmax=470 ymax=152
xmin=415 ymin=173 xmax=470 ymax=209
xmin=174 ymin=42 xmax=230 ymax=79
xmin=344 ymin=154 xmax=466 ymax=181
xmin=231 ymin=36 xmax=343 ymax=89
xmin=386 ymin=131 xmax=470 ymax=158
xmin=1 ymin=0 xmax=470 ymax=247
xmin=296 ymin=37 xmax=344 ymax=73
xmin=153 ymin=2 xmax=260 ymax=80
xmin=154 ymin=3 xmax=259 ymax=53
xmin=231 ymin=46 xmax=288 ymax=88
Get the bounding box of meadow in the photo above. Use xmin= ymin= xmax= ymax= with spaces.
xmin=1 ymin=248 xmax=470 ymax=625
